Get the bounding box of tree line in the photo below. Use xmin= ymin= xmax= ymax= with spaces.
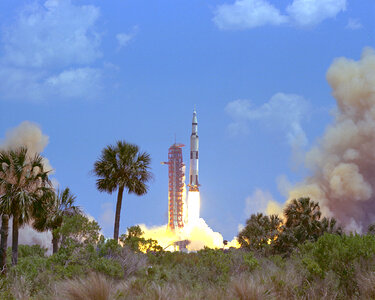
xmin=0 ymin=140 xmax=152 ymax=274
xmin=237 ymin=197 xmax=375 ymax=256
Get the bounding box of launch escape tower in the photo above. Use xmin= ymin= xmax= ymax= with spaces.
xmin=162 ymin=143 xmax=185 ymax=231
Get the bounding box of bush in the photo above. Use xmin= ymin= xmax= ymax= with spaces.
xmin=145 ymin=248 xmax=260 ymax=288
xmin=120 ymin=225 xmax=163 ymax=253
xmin=299 ymin=233 xmax=375 ymax=297
xmin=58 ymin=214 xmax=101 ymax=247
xmin=18 ymin=244 xmax=47 ymax=258
xmin=242 ymin=252 xmax=259 ymax=272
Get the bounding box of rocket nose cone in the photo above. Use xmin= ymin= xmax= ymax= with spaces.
xmin=192 ymin=110 xmax=197 ymax=123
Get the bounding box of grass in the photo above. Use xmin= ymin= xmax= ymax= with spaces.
xmin=55 ymin=273 xmax=112 ymax=300
xmin=1 ymin=234 xmax=375 ymax=299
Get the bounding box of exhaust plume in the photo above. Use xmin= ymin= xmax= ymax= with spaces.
xmin=288 ymin=47 xmax=375 ymax=232
xmin=1 ymin=121 xmax=48 ymax=153
xmin=0 ymin=121 xmax=53 ymax=172
xmin=140 ymin=218 xmax=238 ymax=251
xmin=140 ymin=192 xmax=238 ymax=250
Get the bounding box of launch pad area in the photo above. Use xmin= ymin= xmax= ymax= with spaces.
xmin=162 ymin=109 xmax=200 ymax=232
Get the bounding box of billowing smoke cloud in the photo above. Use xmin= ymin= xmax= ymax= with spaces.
xmin=140 ymin=218 xmax=238 ymax=251
xmin=0 ymin=121 xmax=53 ymax=173
xmin=288 ymin=48 xmax=375 ymax=232
xmin=133 ymin=191 xmax=239 ymax=250
xmin=0 ymin=121 xmax=48 ymax=152
xmin=1 ymin=121 xmax=54 ymax=252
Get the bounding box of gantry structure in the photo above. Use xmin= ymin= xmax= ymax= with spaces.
xmin=162 ymin=143 xmax=185 ymax=231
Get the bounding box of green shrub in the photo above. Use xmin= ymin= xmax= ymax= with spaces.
xmin=146 ymin=248 xmax=242 ymax=287
xmin=9 ymin=255 xmax=52 ymax=295
xmin=301 ymin=256 xmax=324 ymax=279
xmin=18 ymin=245 xmax=47 ymax=258
xmin=92 ymin=257 xmax=123 ymax=279
xmin=299 ymin=233 xmax=375 ymax=297
xmin=243 ymin=252 xmax=259 ymax=271
xmin=120 ymin=225 xmax=163 ymax=253
xmin=97 ymin=238 xmax=122 ymax=257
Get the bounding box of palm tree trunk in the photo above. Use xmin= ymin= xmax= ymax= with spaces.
xmin=52 ymin=232 xmax=59 ymax=254
xmin=113 ymin=185 xmax=124 ymax=241
xmin=0 ymin=215 xmax=9 ymax=275
xmin=12 ymin=214 xmax=19 ymax=265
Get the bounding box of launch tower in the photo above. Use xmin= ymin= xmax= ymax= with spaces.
xmin=162 ymin=143 xmax=186 ymax=231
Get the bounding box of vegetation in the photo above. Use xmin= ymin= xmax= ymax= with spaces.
xmin=238 ymin=197 xmax=343 ymax=256
xmin=0 ymin=147 xmax=52 ymax=267
xmin=237 ymin=213 xmax=281 ymax=255
xmin=33 ymin=187 xmax=81 ymax=253
xmin=119 ymin=225 xmax=163 ymax=252
xmin=0 ymin=231 xmax=375 ymax=299
xmin=93 ymin=141 xmax=152 ymax=241
xmin=1 ymin=144 xmax=375 ymax=299
xmin=0 ymin=197 xmax=373 ymax=299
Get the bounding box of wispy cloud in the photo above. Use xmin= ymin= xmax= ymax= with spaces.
xmin=287 ymin=0 xmax=346 ymax=27
xmin=226 ymin=93 xmax=309 ymax=148
xmin=214 ymin=0 xmax=347 ymax=30
xmin=346 ymin=18 xmax=362 ymax=30
xmin=213 ymin=0 xmax=287 ymax=30
xmin=0 ymin=0 xmax=106 ymax=101
xmin=1 ymin=0 xmax=101 ymax=68
xmin=116 ymin=26 xmax=138 ymax=50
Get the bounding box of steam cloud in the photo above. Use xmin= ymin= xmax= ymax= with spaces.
xmin=288 ymin=48 xmax=375 ymax=232
xmin=140 ymin=189 xmax=238 ymax=250
xmin=1 ymin=121 xmax=54 ymax=253
xmin=0 ymin=121 xmax=53 ymax=173
xmin=140 ymin=218 xmax=238 ymax=251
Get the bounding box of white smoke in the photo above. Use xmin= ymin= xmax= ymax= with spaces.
xmin=140 ymin=192 xmax=238 ymax=250
xmin=139 ymin=217 xmax=237 ymax=251
xmin=1 ymin=121 xmax=54 ymax=252
xmin=0 ymin=121 xmax=53 ymax=173
xmin=7 ymin=218 xmax=53 ymax=255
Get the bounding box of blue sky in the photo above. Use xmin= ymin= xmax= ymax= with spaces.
xmin=0 ymin=0 xmax=374 ymax=239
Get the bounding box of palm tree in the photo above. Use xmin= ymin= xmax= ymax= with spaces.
xmin=238 ymin=213 xmax=282 ymax=254
xmin=284 ymin=197 xmax=321 ymax=227
xmin=0 ymin=166 xmax=9 ymax=274
xmin=93 ymin=141 xmax=152 ymax=241
xmin=319 ymin=217 xmax=342 ymax=236
xmin=283 ymin=197 xmax=322 ymax=244
xmin=0 ymin=147 xmax=52 ymax=265
xmin=0 ymin=214 xmax=9 ymax=274
xmin=33 ymin=187 xmax=81 ymax=254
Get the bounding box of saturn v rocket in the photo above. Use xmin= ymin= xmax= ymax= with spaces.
xmin=163 ymin=109 xmax=200 ymax=231
xmin=188 ymin=109 xmax=199 ymax=192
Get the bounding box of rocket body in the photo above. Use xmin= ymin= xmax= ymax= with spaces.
xmin=188 ymin=110 xmax=199 ymax=191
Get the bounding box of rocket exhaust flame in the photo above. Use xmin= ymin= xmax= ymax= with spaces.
xmin=187 ymin=191 xmax=200 ymax=226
